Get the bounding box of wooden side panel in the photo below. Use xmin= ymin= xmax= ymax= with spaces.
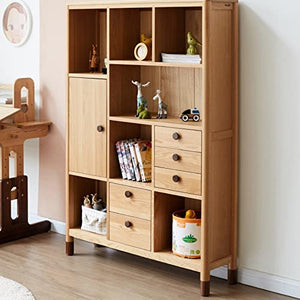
xmin=208 ymin=137 xmax=232 ymax=262
xmin=69 ymin=78 xmax=107 ymax=177
xmin=98 ymin=10 xmax=107 ymax=71
xmin=207 ymin=7 xmax=233 ymax=131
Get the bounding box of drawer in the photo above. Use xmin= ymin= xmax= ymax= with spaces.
xmin=110 ymin=212 xmax=151 ymax=251
xmin=155 ymin=126 xmax=202 ymax=152
xmin=155 ymin=147 xmax=201 ymax=173
xmin=110 ymin=183 xmax=151 ymax=220
xmin=155 ymin=167 xmax=202 ymax=195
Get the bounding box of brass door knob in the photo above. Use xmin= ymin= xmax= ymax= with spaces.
xmin=125 ymin=221 xmax=132 ymax=228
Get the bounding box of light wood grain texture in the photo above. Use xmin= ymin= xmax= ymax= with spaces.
xmin=69 ymin=229 xmax=202 ymax=272
xmin=110 ymin=8 xmax=151 ymax=60
xmin=155 ymin=146 xmax=202 ymax=173
xmin=13 ymin=78 xmax=35 ymax=123
xmin=68 ymin=175 xmax=107 ymax=230
xmin=109 ymin=60 xmax=202 ymax=68
xmin=110 ymin=212 xmax=151 ymax=250
xmin=69 ymin=78 xmax=107 ymax=177
xmin=69 ymin=9 xmax=107 ymax=73
xmin=153 ymin=192 xmax=183 ymax=251
xmin=66 ymin=1 xmax=239 ymax=296
xmin=154 ymin=167 xmax=202 ymax=195
xmin=155 ymin=126 xmax=202 ymax=152
xmin=110 ymin=183 xmax=151 ymax=220
xmin=109 ymin=115 xmax=202 ymax=130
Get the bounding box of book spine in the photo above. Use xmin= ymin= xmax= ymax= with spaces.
xmin=141 ymin=142 xmax=152 ymax=182
xmin=120 ymin=140 xmax=131 ymax=180
xmin=135 ymin=142 xmax=146 ymax=182
xmin=124 ymin=141 xmax=136 ymax=181
xmin=115 ymin=141 xmax=127 ymax=179
xmin=129 ymin=142 xmax=141 ymax=182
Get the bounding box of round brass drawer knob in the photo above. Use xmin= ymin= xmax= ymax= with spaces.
xmin=97 ymin=125 xmax=104 ymax=132
xmin=172 ymin=132 xmax=180 ymax=140
xmin=125 ymin=221 xmax=132 ymax=228
xmin=172 ymin=175 xmax=180 ymax=183
xmin=172 ymin=154 xmax=180 ymax=161
xmin=125 ymin=191 xmax=132 ymax=198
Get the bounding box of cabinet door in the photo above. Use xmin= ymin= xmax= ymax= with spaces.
xmin=69 ymin=77 xmax=106 ymax=177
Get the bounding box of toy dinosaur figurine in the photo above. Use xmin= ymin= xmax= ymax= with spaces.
xmin=131 ymin=80 xmax=150 ymax=117
xmin=186 ymin=32 xmax=202 ymax=55
xmin=137 ymin=103 xmax=151 ymax=119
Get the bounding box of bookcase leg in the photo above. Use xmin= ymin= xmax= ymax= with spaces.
xmin=66 ymin=241 xmax=74 ymax=256
xmin=228 ymin=268 xmax=238 ymax=285
xmin=200 ymin=280 xmax=210 ymax=297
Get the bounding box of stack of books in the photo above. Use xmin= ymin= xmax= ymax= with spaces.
xmin=161 ymin=53 xmax=201 ymax=64
xmin=115 ymin=139 xmax=152 ymax=182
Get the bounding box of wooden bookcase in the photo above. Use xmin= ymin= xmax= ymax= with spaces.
xmin=66 ymin=0 xmax=238 ymax=297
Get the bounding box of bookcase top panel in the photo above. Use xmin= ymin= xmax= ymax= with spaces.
xmin=68 ymin=0 xmax=237 ymax=10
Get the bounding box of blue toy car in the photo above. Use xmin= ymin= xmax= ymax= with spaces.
xmin=180 ymin=108 xmax=200 ymax=122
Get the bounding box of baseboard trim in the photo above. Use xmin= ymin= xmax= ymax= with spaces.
xmin=29 ymin=214 xmax=66 ymax=235
xmin=30 ymin=214 xmax=300 ymax=298
xmin=211 ymin=266 xmax=300 ymax=299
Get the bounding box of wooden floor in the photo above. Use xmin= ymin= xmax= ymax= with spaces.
xmin=0 ymin=233 xmax=293 ymax=300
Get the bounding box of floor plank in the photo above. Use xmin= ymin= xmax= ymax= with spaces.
xmin=0 ymin=233 xmax=294 ymax=300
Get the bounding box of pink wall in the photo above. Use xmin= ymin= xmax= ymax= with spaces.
xmin=39 ymin=0 xmax=67 ymax=221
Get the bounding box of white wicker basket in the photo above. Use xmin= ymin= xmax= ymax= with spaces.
xmin=81 ymin=206 xmax=107 ymax=235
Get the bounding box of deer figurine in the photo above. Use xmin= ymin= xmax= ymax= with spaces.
xmin=153 ymin=90 xmax=168 ymax=119
xmin=132 ymin=80 xmax=150 ymax=117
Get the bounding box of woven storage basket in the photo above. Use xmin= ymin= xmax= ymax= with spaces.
xmin=81 ymin=206 xmax=107 ymax=235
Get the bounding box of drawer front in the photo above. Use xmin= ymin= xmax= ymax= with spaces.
xmin=155 ymin=167 xmax=202 ymax=195
xmin=155 ymin=147 xmax=201 ymax=173
xmin=110 ymin=183 xmax=151 ymax=220
xmin=110 ymin=213 xmax=151 ymax=251
xmin=155 ymin=126 xmax=202 ymax=152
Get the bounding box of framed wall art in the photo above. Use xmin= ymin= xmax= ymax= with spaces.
xmin=1 ymin=0 xmax=32 ymax=46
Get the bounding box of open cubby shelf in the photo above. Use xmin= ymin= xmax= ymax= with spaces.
xmin=68 ymin=6 xmax=203 ymax=74
xmin=67 ymin=1 xmax=238 ymax=297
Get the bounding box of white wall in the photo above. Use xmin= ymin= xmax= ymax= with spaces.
xmin=239 ymin=0 xmax=300 ymax=282
xmin=0 ymin=0 xmax=40 ymax=216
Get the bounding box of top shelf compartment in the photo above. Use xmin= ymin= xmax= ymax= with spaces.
xmin=154 ymin=7 xmax=203 ymax=62
xmin=110 ymin=8 xmax=152 ymax=61
xmin=69 ymin=9 xmax=107 ymax=73
xmin=68 ymin=6 xmax=203 ymax=73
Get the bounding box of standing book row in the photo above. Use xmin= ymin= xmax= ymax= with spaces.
xmin=115 ymin=139 xmax=152 ymax=182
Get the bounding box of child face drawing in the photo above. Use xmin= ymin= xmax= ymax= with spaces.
xmin=3 ymin=2 xmax=27 ymax=44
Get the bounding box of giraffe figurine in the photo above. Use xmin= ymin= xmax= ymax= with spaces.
xmin=153 ymin=89 xmax=168 ymax=119
xmin=131 ymin=80 xmax=150 ymax=117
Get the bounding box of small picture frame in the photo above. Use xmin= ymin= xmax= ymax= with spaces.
xmin=1 ymin=0 xmax=32 ymax=46
xmin=134 ymin=42 xmax=150 ymax=61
